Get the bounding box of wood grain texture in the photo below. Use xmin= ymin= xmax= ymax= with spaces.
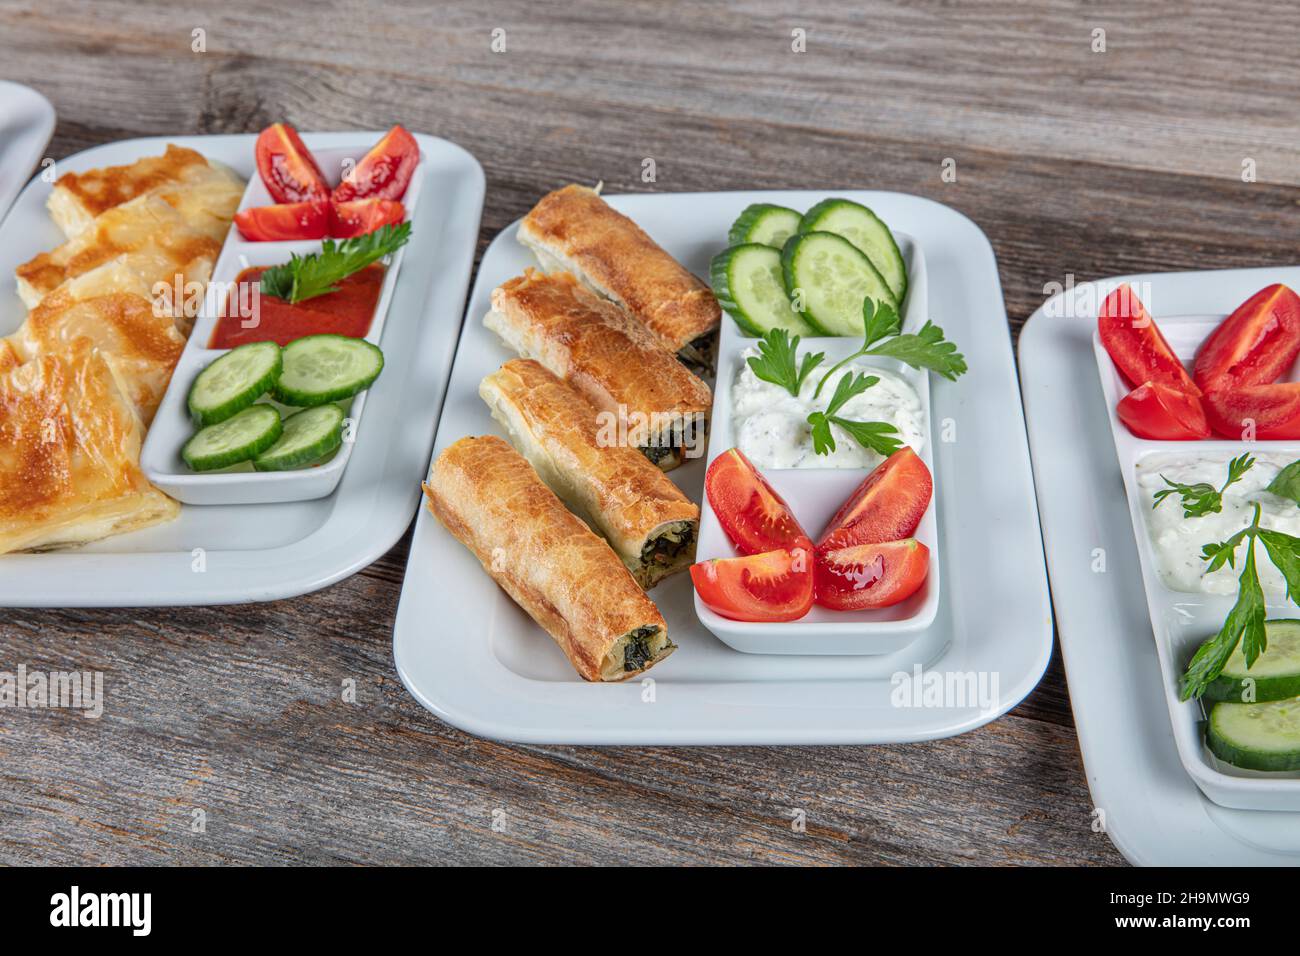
xmin=3 ymin=0 xmax=1289 ymax=866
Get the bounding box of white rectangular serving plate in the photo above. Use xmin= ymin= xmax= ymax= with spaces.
xmin=393 ymin=189 xmax=1053 ymax=745
xmin=1022 ymin=265 xmax=1300 ymax=865
xmin=1091 ymin=309 xmax=1300 ymax=811
xmin=696 ymin=234 xmax=940 ymax=654
xmin=141 ymin=143 xmax=427 ymax=504
xmin=0 ymin=82 xmax=55 ymax=224
xmin=0 ymin=131 xmax=485 ymax=606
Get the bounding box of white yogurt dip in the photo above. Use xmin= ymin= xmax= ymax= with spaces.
xmin=1137 ymin=452 xmax=1300 ymax=595
xmin=732 ymin=350 xmax=926 ymax=469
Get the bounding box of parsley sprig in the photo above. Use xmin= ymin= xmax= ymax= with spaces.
xmin=260 ymin=222 xmax=412 ymax=304
xmin=813 ymin=298 xmax=967 ymax=399
xmin=746 ymin=329 xmax=824 ymax=397
xmin=806 ymin=371 xmax=902 ymax=457
xmin=1174 ymin=454 xmax=1300 ymax=700
xmin=1154 ymin=453 xmax=1254 ymax=518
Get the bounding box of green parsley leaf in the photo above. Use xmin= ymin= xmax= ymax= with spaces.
xmin=828 ymin=418 xmax=903 ymax=457
xmin=1258 ymin=529 xmax=1300 ymax=606
xmin=746 ymin=328 xmax=823 ymax=398
xmin=865 ymin=319 xmax=968 ymax=381
xmin=260 ymin=222 xmax=411 ymax=304
xmin=1154 ymin=454 xmax=1254 ymax=518
xmin=1266 ymin=458 xmax=1300 ymax=505
xmin=1182 ymin=519 xmax=1267 ymax=700
xmin=813 ymin=297 xmax=967 ymax=398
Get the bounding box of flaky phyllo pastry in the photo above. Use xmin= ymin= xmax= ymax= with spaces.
xmin=480 ymin=359 xmax=698 ymax=588
xmin=0 ymin=144 xmax=243 ymax=553
xmin=0 ymin=350 xmax=179 ymax=554
xmin=485 ymin=270 xmax=711 ymax=471
xmin=9 ymin=292 xmax=185 ymax=424
xmin=518 ymin=184 xmax=721 ymax=367
xmin=423 ymin=435 xmax=675 ymax=681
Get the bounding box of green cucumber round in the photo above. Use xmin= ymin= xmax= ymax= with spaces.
xmin=1207 ymin=696 xmax=1300 ymax=772
xmin=728 ymin=203 xmax=803 ymax=249
xmin=253 ymin=405 xmax=345 ymax=471
xmin=710 ymin=243 xmax=813 ymax=337
xmin=187 ymin=340 xmax=282 ymax=427
xmin=182 ymin=404 xmax=283 ymax=471
xmin=799 ymin=198 xmax=908 ymax=302
xmin=1206 ymin=619 xmax=1300 ymax=703
xmin=272 ymin=334 xmax=384 ymax=407
xmin=780 ymin=231 xmax=897 ymax=336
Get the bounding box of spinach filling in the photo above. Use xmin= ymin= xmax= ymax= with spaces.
xmin=641 ymin=523 xmax=695 ymax=569
xmin=622 ymin=625 xmax=660 ymax=672
xmin=640 ymin=443 xmax=676 ymax=466
xmin=680 ymin=331 xmax=718 ymax=374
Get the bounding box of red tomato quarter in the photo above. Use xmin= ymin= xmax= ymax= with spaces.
xmin=330 ymin=199 xmax=406 ymax=238
xmin=331 ymin=125 xmax=420 ymax=203
xmin=690 ymin=547 xmax=813 ymax=623
xmin=255 ymin=124 xmax=329 ymax=203
xmin=1098 ymin=283 xmax=1200 ymax=395
xmin=1204 ymin=384 xmax=1300 ymax=440
xmin=233 ymin=201 xmax=329 ymax=241
xmin=1193 ymin=284 xmax=1300 ymax=392
xmin=814 ymin=539 xmax=930 ymax=611
xmin=705 ymin=448 xmax=811 ymax=555
xmin=1116 ymin=381 xmax=1210 ymax=440
xmin=817 ymin=447 xmax=932 ymax=551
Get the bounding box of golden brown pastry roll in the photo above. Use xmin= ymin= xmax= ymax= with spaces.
xmin=517 ymin=184 xmax=721 ymax=367
xmin=485 ymin=269 xmax=711 ymax=471
xmin=423 ymin=435 xmax=675 ymax=681
xmin=480 ymin=359 xmax=699 ymax=588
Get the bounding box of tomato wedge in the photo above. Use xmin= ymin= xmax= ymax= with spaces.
xmin=814 ymin=539 xmax=930 ymax=610
xmin=816 ymin=447 xmax=932 ymax=551
xmin=1204 ymin=384 xmax=1300 ymax=440
xmin=705 ymin=448 xmax=811 ymax=555
xmin=233 ymin=201 xmax=329 ymax=241
xmin=255 ymin=124 xmax=329 ymax=203
xmin=330 ymin=199 xmax=405 ymax=238
xmin=690 ymin=547 xmax=813 ymax=622
xmin=1193 ymin=284 xmax=1300 ymax=392
xmin=1098 ymin=283 xmax=1200 ymax=395
xmin=332 ymin=125 xmax=420 ymax=203
xmin=1116 ymin=381 xmax=1210 ymax=440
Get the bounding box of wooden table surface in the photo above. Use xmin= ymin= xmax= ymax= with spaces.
xmin=3 ymin=0 xmax=1296 ymax=866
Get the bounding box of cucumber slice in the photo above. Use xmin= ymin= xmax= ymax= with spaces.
xmin=182 ymin=404 xmax=282 ymax=471
xmin=1207 ymin=697 xmax=1300 ymax=772
xmin=728 ymin=203 xmax=803 ymax=249
xmin=187 ymin=341 xmax=282 ymax=427
xmin=1206 ymin=619 xmax=1300 ymax=703
xmin=710 ymin=243 xmax=813 ymax=337
xmin=253 ymin=405 xmax=346 ymax=471
xmin=800 ymin=198 xmax=908 ymax=302
xmin=273 ymin=334 xmax=384 ymax=407
xmin=780 ymin=231 xmax=897 ymax=336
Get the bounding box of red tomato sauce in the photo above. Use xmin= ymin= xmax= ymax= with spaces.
xmin=209 ymin=264 xmax=384 ymax=348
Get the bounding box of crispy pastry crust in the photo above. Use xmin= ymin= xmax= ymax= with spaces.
xmin=480 ymin=359 xmax=698 ymax=586
xmin=423 ymin=435 xmax=672 ymax=681
xmin=48 ymin=144 xmax=215 ymax=237
xmin=518 ymin=184 xmax=721 ymax=352
xmin=486 ymin=270 xmax=710 ymax=470
xmin=15 ymin=193 xmax=226 ymax=309
xmin=8 ymin=292 xmax=185 ymax=424
xmin=0 ymin=349 xmax=178 ymax=554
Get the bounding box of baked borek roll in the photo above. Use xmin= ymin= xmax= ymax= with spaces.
xmin=480 ymin=359 xmax=699 ymax=588
xmin=517 ymin=184 xmax=721 ymax=367
xmin=485 ymin=270 xmax=711 ymax=471
xmin=424 ymin=435 xmax=675 ymax=681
